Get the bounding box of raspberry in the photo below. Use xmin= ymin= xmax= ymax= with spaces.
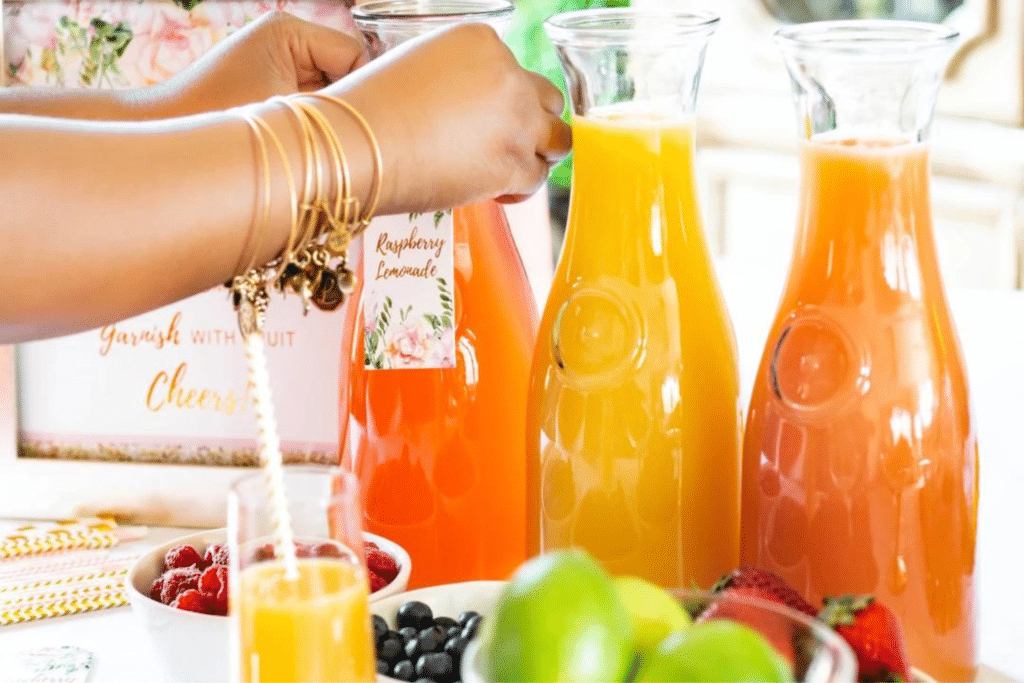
xmin=164 ymin=545 xmax=205 ymax=571
xmin=160 ymin=566 xmax=201 ymax=605
xmin=312 ymin=542 xmax=343 ymax=558
xmin=251 ymin=543 xmax=275 ymax=563
xmin=149 ymin=575 xmax=164 ymax=602
xmin=199 ymin=565 xmax=227 ymax=599
xmin=172 ymin=588 xmax=210 ymax=614
xmin=203 ymin=543 xmax=229 ymax=567
xmin=366 ymin=547 xmax=399 ymax=582
xmin=199 ymin=567 xmax=229 ymax=616
xmin=369 ymin=570 xmax=388 ymax=593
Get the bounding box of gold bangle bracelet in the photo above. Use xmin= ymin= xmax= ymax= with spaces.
xmin=235 ymin=110 xmax=273 ymax=280
xmin=303 ymin=93 xmax=383 ymax=225
xmin=294 ymin=100 xmax=354 ymax=235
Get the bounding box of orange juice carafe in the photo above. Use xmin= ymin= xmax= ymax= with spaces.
xmin=340 ymin=0 xmax=537 ymax=588
xmin=527 ymin=9 xmax=742 ymax=588
xmin=742 ymin=22 xmax=978 ymax=680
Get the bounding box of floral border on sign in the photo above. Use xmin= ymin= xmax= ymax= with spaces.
xmin=4 ymin=0 xmax=357 ymax=89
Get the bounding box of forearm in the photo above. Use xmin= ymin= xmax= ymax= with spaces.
xmin=0 ymin=84 xmax=196 ymax=121
xmin=0 ymin=100 xmax=374 ymax=342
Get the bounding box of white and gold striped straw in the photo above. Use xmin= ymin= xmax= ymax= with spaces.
xmin=244 ymin=330 xmax=299 ymax=580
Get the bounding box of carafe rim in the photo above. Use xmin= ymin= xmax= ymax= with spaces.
xmin=351 ymin=0 xmax=512 ymax=24
xmin=544 ymin=7 xmax=719 ymax=48
xmin=775 ymin=19 xmax=958 ymax=58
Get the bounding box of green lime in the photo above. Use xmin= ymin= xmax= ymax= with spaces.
xmin=635 ymin=620 xmax=794 ymax=683
xmin=614 ymin=576 xmax=692 ymax=654
xmin=484 ymin=550 xmax=634 ymax=683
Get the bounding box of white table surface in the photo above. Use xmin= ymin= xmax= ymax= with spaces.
xmin=0 ymin=278 xmax=1022 ymax=683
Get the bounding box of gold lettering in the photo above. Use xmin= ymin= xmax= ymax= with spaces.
xmin=145 ymin=362 xmax=249 ymax=415
xmin=146 ymin=370 xmax=169 ymax=411
xmin=100 ymin=311 xmax=182 ymax=356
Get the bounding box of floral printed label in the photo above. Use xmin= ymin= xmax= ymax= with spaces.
xmin=363 ymin=211 xmax=456 ymax=370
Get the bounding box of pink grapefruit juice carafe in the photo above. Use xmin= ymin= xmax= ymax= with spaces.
xmin=340 ymin=0 xmax=538 ymax=589
xmin=741 ymin=21 xmax=978 ymax=680
xmin=527 ymin=8 xmax=742 ymax=589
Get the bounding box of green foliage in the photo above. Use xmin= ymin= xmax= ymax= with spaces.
xmin=505 ymin=0 xmax=631 ymax=188
xmin=56 ymin=15 xmax=133 ymax=88
xmin=173 ymin=0 xmax=206 ymax=11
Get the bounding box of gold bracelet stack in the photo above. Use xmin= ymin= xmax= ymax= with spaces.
xmin=226 ymin=94 xmax=383 ymax=336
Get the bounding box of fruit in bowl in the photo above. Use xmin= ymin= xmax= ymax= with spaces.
xmin=464 ymin=551 xmax=860 ymax=683
xmin=126 ymin=528 xmax=411 ymax=683
xmin=148 ymin=537 xmax=402 ymax=615
xmin=370 ymin=581 xmax=506 ymax=683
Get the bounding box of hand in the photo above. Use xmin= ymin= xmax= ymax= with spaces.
xmin=158 ymin=11 xmax=368 ymax=116
xmin=325 ymin=22 xmax=571 ymax=213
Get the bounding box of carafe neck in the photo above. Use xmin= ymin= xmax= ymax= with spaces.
xmin=561 ymin=114 xmax=706 ymax=272
xmin=790 ymin=140 xmax=942 ymax=303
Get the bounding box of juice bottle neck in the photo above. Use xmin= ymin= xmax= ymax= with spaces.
xmin=561 ymin=114 xmax=709 ymax=272
xmin=789 ymin=140 xmax=944 ymax=303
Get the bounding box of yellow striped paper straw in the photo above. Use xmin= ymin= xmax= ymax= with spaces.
xmin=0 ymin=567 xmax=131 ymax=595
xmin=2 ymin=580 xmax=127 ymax=607
xmin=0 ymin=590 xmax=127 ymax=626
xmin=0 ymin=529 xmax=120 ymax=560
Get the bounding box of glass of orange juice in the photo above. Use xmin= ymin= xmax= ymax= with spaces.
xmin=228 ymin=466 xmax=375 ymax=683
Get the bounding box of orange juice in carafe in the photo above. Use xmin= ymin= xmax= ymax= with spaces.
xmin=742 ymin=22 xmax=978 ymax=681
xmin=529 ymin=9 xmax=741 ymax=589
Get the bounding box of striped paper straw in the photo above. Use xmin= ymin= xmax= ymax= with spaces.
xmin=0 ymin=529 xmax=119 ymax=560
xmin=0 ymin=589 xmax=127 ymax=626
xmin=2 ymin=580 xmax=127 ymax=608
xmin=0 ymin=554 xmax=136 ymax=586
xmin=0 ymin=563 xmax=134 ymax=596
xmin=244 ymin=330 xmax=299 ymax=580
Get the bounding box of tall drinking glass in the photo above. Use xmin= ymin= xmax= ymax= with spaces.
xmin=742 ymin=22 xmax=977 ymax=681
xmin=229 ymin=467 xmax=375 ymax=683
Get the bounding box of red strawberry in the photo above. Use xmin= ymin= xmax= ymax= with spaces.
xmin=697 ymin=585 xmax=797 ymax=664
xmin=160 ymin=566 xmax=201 ymax=605
xmin=164 ymin=544 xmax=206 ymax=571
xmin=363 ymin=540 xmax=379 ymax=551
xmin=820 ymin=595 xmax=912 ymax=683
xmin=366 ymin=547 xmax=399 ymax=582
xmin=368 ymin=570 xmax=388 ymax=593
xmin=712 ymin=566 xmax=817 ymax=617
xmin=172 ymin=588 xmax=211 ymax=614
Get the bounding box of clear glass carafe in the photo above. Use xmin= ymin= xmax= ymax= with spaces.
xmin=527 ymin=9 xmax=742 ymax=589
xmin=340 ymin=0 xmax=538 ymax=589
xmin=741 ymin=22 xmax=977 ymax=681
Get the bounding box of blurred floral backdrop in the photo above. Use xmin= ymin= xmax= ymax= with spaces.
xmin=4 ymin=0 xmax=356 ymax=88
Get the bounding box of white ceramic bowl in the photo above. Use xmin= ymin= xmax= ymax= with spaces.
xmin=126 ymin=527 xmax=411 ymax=683
xmin=370 ymin=581 xmax=506 ymax=683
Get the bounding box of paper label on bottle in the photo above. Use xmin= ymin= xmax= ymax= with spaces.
xmin=362 ymin=211 xmax=456 ymax=370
